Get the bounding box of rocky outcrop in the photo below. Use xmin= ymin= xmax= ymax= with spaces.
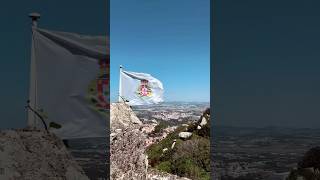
xmin=110 ymin=128 xmax=148 ymax=179
xmin=199 ymin=116 xmax=207 ymax=126
xmin=0 ymin=129 xmax=89 ymax=180
xmin=193 ymin=108 xmax=210 ymax=131
xmin=186 ymin=108 xmax=210 ymax=138
xmin=110 ymin=103 xmax=142 ymax=130
xmin=110 ymin=102 xmax=190 ymax=180
xmin=110 ymin=103 xmax=151 ymax=179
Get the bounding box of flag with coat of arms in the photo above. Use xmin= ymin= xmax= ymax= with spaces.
xmin=28 ymin=27 xmax=109 ymax=139
xmin=119 ymin=67 xmax=164 ymax=105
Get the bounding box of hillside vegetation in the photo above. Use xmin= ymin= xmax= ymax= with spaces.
xmin=147 ymin=108 xmax=211 ymax=180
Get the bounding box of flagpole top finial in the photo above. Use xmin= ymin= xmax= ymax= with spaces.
xmin=29 ymin=12 xmax=41 ymax=20
xmin=29 ymin=12 xmax=41 ymax=27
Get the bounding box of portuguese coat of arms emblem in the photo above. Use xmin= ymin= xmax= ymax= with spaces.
xmin=137 ymin=79 xmax=152 ymax=97
xmin=87 ymin=58 xmax=109 ymax=115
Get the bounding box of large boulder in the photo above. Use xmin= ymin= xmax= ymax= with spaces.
xmin=178 ymin=132 xmax=192 ymax=140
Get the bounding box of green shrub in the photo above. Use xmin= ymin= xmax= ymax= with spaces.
xmin=174 ymin=137 xmax=210 ymax=172
xmin=172 ymin=158 xmax=209 ymax=180
xmin=152 ymin=121 xmax=169 ymax=134
xmin=147 ymin=128 xmax=210 ymax=179
xmin=157 ymin=161 xmax=172 ymax=172
xmin=147 ymin=126 xmax=185 ymax=166
xmin=172 ymin=158 xmax=195 ymax=176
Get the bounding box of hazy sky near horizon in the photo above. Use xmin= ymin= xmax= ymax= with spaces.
xmin=0 ymin=0 xmax=107 ymax=129
xmin=110 ymin=0 xmax=210 ymax=102
xmin=214 ymin=0 xmax=320 ymax=128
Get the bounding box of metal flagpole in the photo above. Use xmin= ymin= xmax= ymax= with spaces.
xmin=119 ymin=65 xmax=123 ymax=102
xmin=27 ymin=12 xmax=40 ymax=129
xmin=29 ymin=12 xmax=40 ymax=27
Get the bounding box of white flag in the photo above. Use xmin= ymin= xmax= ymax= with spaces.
xmin=28 ymin=27 xmax=109 ymax=139
xmin=120 ymin=69 xmax=164 ymax=105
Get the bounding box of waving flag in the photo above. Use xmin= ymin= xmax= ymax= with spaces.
xmin=119 ymin=68 xmax=164 ymax=105
xmin=28 ymin=27 xmax=109 ymax=139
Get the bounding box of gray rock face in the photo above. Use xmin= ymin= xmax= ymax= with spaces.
xmin=0 ymin=129 xmax=89 ymax=180
xmin=110 ymin=103 xmax=142 ymax=130
xmin=110 ymin=128 xmax=148 ymax=179
xmin=110 ymin=103 xmax=148 ymax=179
xmin=110 ymin=102 xmax=190 ymax=180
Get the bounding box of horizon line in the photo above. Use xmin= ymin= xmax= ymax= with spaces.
xmin=110 ymin=100 xmax=210 ymax=103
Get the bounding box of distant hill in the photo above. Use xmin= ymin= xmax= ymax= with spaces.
xmin=213 ymin=125 xmax=320 ymax=138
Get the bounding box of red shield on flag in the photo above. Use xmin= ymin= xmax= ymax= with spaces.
xmin=137 ymin=79 xmax=152 ymax=97
xmin=96 ymin=58 xmax=109 ymax=109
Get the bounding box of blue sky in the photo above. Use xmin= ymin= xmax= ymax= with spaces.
xmin=0 ymin=0 xmax=107 ymax=128
xmin=0 ymin=0 xmax=209 ymax=129
xmin=110 ymin=0 xmax=210 ymax=102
